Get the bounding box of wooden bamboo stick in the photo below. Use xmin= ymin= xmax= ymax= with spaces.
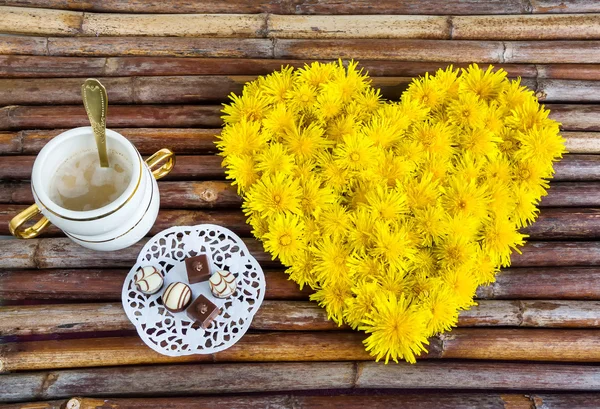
xmin=504 ymin=41 xmax=600 ymax=64
xmin=521 ymin=208 xmax=600 ymax=239
xmin=47 ymin=37 xmax=273 ymax=58
xmin=0 ymin=105 xmax=223 ymax=130
xmin=81 ymin=14 xmax=265 ymax=38
xmin=0 ymin=128 xmax=219 ymax=155
xmin=0 ymin=103 xmax=594 ymax=131
xmin=540 ymin=182 xmax=600 ymax=207
xmin=0 ymin=333 xmax=371 ymax=371
xmin=0 ymin=6 xmax=83 ymax=36
xmin=13 ymin=76 xmax=600 ymax=105
xmin=4 ymin=363 xmax=600 ymax=404
xmin=477 ymin=267 xmax=600 ymax=300
xmin=2 ymin=267 xmax=599 ymax=303
xmin=0 ymin=269 xmax=309 ymax=302
xmin=0 ymin=155 xmax=225 ymax=181
xmin=0 ymin=361 xmax=357 ymax=403
xmin=43 ymin=394 xmax=600 ymax=409
xmin=3 ymin=153 xmax=597 ymax=182
xmin=0 ymin=129 xmax=598 ymax=156
xmin=4 ymin=299 xmax=600 ymax=337
xmin=452 ymin=14 xmax=600 ymax=40
xmin=44 ymin=394 xmax=537 ymax=409
xmin=3 ymin=329 xmax=600 ymax=372
xmin=274 ymin=39 xmax=506 ymax=63
xmin=511 ymin=241 xmax=600 ymax=267
xmin=0 ymin=181 xmax=243 ymax=208
xmin=0 ymin=35 xmax=48 ymax=56
xmin=1 ymin=399 xmax=66 ymax=409
xmin=0 ymin=56 xmax=545 ymax=78
xmin=4 ymin=0 xmax=598 ymax=14
xmin=268 ymin=15 xmax=450 ymax=39
xmin=0 ymin=237 xmax=274 ymax=269
xmin=0 ymin=0 xmax=537 ymax=14
xmin=2 ymin=180 xmax=600 ymax=209
xmin=2 ymin=205 xmax=599 ymax=241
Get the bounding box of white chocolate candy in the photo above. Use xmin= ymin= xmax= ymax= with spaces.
xmin=162 ymin=282 xmax=192 ymax=313
xmin=209 ymin=270 xmax=237 ymax=299
xmin=134 ymin=266 xmax=164 ymax=295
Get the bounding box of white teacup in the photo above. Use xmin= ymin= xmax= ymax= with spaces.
xmin=9 ymin=126 xmax=175 ymax=251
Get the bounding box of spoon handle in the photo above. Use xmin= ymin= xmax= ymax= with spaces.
xmin=81 ymin=79 xmax=109 ymax=168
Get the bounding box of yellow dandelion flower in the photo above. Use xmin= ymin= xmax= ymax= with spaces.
xmin=345 ymin=281 xmax=380 ymax=329
xmin=435 ymin=236 xmax=477 ymax=271
xmin=317 ymin=202 xmax=352 ymax=240
xmin=472 ymin=248 xmax=498 ymax=285
xmin=334 ymin=132 xmax=379 ymax=172
xmin=459 ymin=127 xmax=502 ymax=158
xmin=413 ymin=205 xmax=448 ymax=246
xmin=312 ymin=237 xmax=352 ymax=283
xmin=405 ymin=172 xmax=440 ymax=211
xmin=303 ymin=216 xmax=321 ymax=246
xmin=432 ymin=65 xmax=460 ymax=101
xmin=311 ymin=277 xmax=352 ymax=325
xmin=315 ymin=88 xmax=344 ymax=120
xmin=369 ymin=150 xmax=415 ymax=187
xmin=446 ymin=92 xmax=486 ymax=129
xmin=286 ymin=250 xmax=318 ymax=290
xmin=443 ymin=214 xmax=482 ymax=242
xmin=262 ymin=104 xmax=294 ymax=140
xmin=412 ymin=248 xmax=438 ymax=276
xmin=299 ymin=175 xmax=336 ymax=216
xmin=217 ymin=119 xmax=267 ymax=157
xmin=347 ymin=207 xmax=376 ymax=251
xmin=498 ymin=78 xmax=534 ymax=112
xmin=323 ymin=60 xmax=369 ymax=103
xmin=513 ymin=159 xmax=550 ymax=194
xmin=376 ymin=266 xmax=410 ymax=297
xmin=353 ymin=87 xmax=384 ymax=115
xmin=286 ymin=82 xmax=318 ymax=112
xmin=442 ymin=176 xmax=490 ymax=220
xmin=348 ymin=253 xmax=383 ymax=282
xmin=482 ymin=102 xmax=505 ymax=135
xmin=515 ymin=125 xmax=566 ymax=167
xmin=317 ymin=151 xmax=350 ymax=193
xmin=255 ymin=143 xmax=295 ymax=176
xmin=410 ymin=121 xmax=456 ymax=160
xmin=505 ymin=96 xmax=551 ymax=132
xmin=223 ymin=154 xmax=259 ymax=195
xmin=261 ymin=66 xmax=294 ymax=105
xmin=247 ymin=213 xmax=269 ymax=240
xmin=485 ymin=154 xmax=513 ymax=184
xmin=244 ymin=173 xmax=302 ymax=218
xmin=284 ymin=120 xmax=330 ymax=161
xmin=360 ymin=293 xmax=431 ymax=364
xmin=296 ymin=61 xmax=337 ymax=87
xmin=441 ymin=267 xmax=478 ymax=309
xmin=263 ymin=213 xmax=306 ymax=266
xmin=452 ymin=152 xmax=483 ymax=183
xmin=498 ymin=127 xmax=521 ymax=156
xmin=222 ymin=91 xmax=270 ymax=124
xmin=364 ymin=184 xmax=408 ymax=221
xmin=459 ymin=64 xmax=507 ymax=102
xmin=325 ymin=114 xmax=360 ymax=143
xmin=361 ymin=116 xmax=403 ymax=149
xmin=512 ymin=184 xmax=540 ymax=228
xmin=482 ymin=217 xmax=526 ymax=267
xmin=420 ymin=153 xmax=450 ymax=183
xmin=406 ymin=72 xmax=445 ymax=109
xmin=371 ymin=220 xmax=417 ymax=270
xmin=487 ymin=182 xmax=516 ymax=219
xmin=421 ymin=281 xmax=459 ymax=336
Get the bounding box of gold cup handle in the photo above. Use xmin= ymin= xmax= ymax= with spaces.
xmin=9 ymin=203 xmax=51 ymax=239
xmin=145 ymin=148 xmax=175 ymax=180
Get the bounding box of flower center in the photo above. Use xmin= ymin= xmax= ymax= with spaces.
xmin=279 ymin=234 xmax=292 ymax=246
xmin=351 ymin=152 xmax=360 ymax=161
xmin=273 ymin=194 xmax=282 ymax=204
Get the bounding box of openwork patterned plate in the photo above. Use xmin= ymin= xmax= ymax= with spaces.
xmin=122 ymin=224 xmax=266 ymax=356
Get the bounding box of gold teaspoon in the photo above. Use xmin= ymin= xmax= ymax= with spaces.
xmin=81 ymin=78 xmax=109 ymax=168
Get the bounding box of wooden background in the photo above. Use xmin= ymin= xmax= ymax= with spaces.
xmin=2 ymin=1 xmax=600 ymax=408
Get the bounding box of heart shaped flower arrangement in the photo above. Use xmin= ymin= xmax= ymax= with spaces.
xmin=217 ymin=61 xmax=565 ymax=363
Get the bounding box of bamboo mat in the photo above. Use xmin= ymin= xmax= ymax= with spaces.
xmin=2 ymin=1 xmax=600 ymax=408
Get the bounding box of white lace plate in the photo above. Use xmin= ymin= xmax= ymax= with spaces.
xmin=122 ymin=224 xmax=266 ymax=356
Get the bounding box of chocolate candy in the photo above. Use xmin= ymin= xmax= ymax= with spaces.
xmin=134 ymin=265 xmax=164 ymax=295
xmin=186 ymin=294 xmax=220 ymax=329
xmin=209 ymin=270 xmax=237 ymax=299
xmin=162 ymin=282 xmax=192 ymax=313
xmin=185 ymin=254 xmax=211 ymax=284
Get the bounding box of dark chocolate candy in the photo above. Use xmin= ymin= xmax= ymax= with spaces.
xmin=186 ymin=294 xmax=220 ymax=329
xmin=185 ymin=254 xmax=211 ymax=284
